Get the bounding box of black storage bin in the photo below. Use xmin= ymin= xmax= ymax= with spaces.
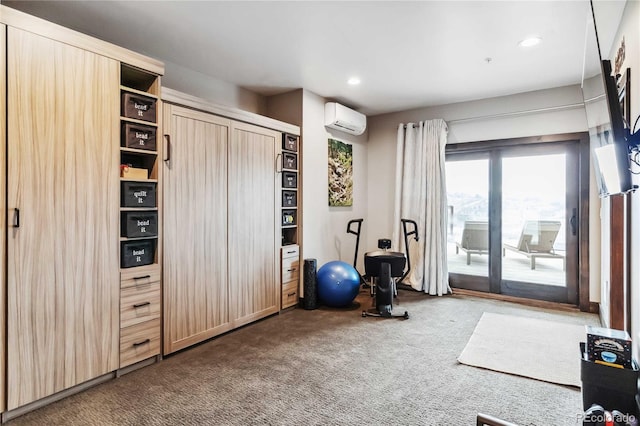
xmin=121 ymin=182 xmax=157 ymax=207
xmin=282 ymin=171 xmax=297 ymax=189
xmin=282 ymin=210 xmax=296 ymax=226
xmin=121 ymin=240 xmax=154 ymax=268
xmin=282 ymin=191 xmax=297 ymax=207
xmin=121 ymin=211 xmax=158 ymax=238
xmin=282 ymin=152 xmax=297 ymax=170
xmin=580 ymin=342 xmax=639 ymax=416
xmin=283 ymin=133 xmax=298 ymax=152
xmin=121 ymin=92 xmax=157 ymax=123
xmin=122 ymin=122 xmax=157 ymax=151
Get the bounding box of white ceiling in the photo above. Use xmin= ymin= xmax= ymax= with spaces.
xmin=3 ymin=0 xmax=628 ymax=116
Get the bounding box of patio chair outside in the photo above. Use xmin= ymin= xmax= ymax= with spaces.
xmin=502 ymin=220 xmax=565 ymax=270
xmin=455 ymin=221 xmax=489 ymax=265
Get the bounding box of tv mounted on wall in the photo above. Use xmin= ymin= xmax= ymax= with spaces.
xmin=582 ymin=3 xmax=632 ymax=197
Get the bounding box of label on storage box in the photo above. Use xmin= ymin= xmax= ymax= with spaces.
xmin=586 ymin=326 xmax=632 ymax=369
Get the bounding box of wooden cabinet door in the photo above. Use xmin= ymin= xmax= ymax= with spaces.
xmin=0 ymin=23 xmax=6 ymax=414
xmin=6 ymin=28 xmax=120 ymax=409
xmin=228 ymin=122 xmax=280 ymax=327
xmin=163 ymin=105 xmax=231 ymax=354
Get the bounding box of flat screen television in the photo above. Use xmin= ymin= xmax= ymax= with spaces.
xmin=582 ymin=5 xmax=632 ymax=196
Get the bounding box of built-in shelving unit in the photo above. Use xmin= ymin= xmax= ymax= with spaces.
xmin=281 ymin=133 xmax=300 ymax=309
xmin=118 ymin=63 xmax=162 ymax=368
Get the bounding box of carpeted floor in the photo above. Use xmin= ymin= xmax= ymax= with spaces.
xmin=7 ymin=290 xmax=599 ymax=425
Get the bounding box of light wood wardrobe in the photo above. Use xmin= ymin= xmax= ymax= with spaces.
xmin=1 ymin=6 xmax=164 ymax=412
xmin=162 ymin=90 xmax=300 ymax=354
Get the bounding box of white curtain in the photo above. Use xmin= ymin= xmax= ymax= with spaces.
xmin=392 ymin=119 xmax=451 ymax=295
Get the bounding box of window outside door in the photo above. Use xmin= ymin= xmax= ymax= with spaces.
xmin=446 ymin=142 xmax=579 ymax=304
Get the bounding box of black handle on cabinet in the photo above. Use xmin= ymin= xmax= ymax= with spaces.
xmin=287 ymin=292 xmax=296 ymax=297
xmin=287 ymin=268 xmax=297 ymax=272
xmin=133 ymin=302 xmax=151 ymax=309
xmin=13 ymin=208 xmax=19 ymax=228
xmin=133 ymin=275 xmax=151 ymax=280
xmin=132 ymin=339 xmax=150 ymax=347
xmin=164 ymin=134 xmax=171 ymax=162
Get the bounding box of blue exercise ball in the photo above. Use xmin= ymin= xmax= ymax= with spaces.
xmin=317 ymin=261 xmax=361 ymax=307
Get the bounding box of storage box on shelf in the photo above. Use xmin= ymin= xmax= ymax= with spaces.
xmin=118 ymin=63 xmax=162 ymax=368
xmin=281 ymin=133 xmax=300 ymax=309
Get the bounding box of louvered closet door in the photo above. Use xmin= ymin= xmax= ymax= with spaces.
xmin=7 ymin=28 xmax=120 ymax=409
xmin=228 ymin=121 xmax=280 ymax=327
xmin=163 ymin=105 xmax=231 ymax=354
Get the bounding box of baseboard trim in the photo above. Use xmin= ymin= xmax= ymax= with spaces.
xmin=116 ymin=355 xmax=159 ymax=378
xmin=2 ymin=372 xmax=115 ymax=423
xmin=451 ymin=288 xmax=582 ymax=313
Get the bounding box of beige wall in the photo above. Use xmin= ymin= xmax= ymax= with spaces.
xmin=301 ymin=91 xmax=369 ymax=272
xmin=266 ymin=90 xmax=369 ymax=286
xmin=163 ymin=60 xmax=267 ymax=114
xmin=606 ymin=0 xmax=640 ymax=353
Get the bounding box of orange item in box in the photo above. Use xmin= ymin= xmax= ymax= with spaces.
xmin=120 ymin=165 xmax=148 ymax=180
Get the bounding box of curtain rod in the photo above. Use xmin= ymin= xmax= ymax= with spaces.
xmin=401 ymin=102 xmax=584 ymax=128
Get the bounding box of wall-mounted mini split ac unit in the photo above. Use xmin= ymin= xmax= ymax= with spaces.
xmin=324 ymin=102 xmax=367 ymax=136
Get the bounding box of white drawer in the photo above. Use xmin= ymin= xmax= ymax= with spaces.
xmin=281 ymin=257 xmax=300 ymax=282
xmin=281 ymin=245 xmax=299 ymax=259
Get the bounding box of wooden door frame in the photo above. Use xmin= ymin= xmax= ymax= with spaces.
xmin=446 ymin=132 xmax=591 ymax=311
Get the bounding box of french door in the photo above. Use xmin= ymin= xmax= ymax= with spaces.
xmin=446 ymin=140 xmax=580 ymax=304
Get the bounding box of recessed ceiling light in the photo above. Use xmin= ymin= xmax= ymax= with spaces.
xmin=347 ymin=77 xmax=361 ymax=85
xmin=518 ymin=36 xmax=542 ymax=47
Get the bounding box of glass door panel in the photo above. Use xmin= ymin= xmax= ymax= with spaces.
xmin=446 ymin=159 xmax=489 ymax=278
xmin=501 ymin=154 xmax=566 ymax=287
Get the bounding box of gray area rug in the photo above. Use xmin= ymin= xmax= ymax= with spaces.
xmin=7 ymin=290 xmax=599 ymax=425
xmin=458 ymin=312 xmax=585 ymax=387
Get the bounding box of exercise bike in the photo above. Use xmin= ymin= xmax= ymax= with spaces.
xmin=346 ymin=218 xmax=419 ymax=319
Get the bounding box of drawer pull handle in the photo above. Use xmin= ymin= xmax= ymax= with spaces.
xmin=287 ymin=268 xmax=297 ymax=272
xmin=133 ymin=302 xmax=151 ymax=309
xmin=285 ymin=250 xmax=296 ymax=254
xmin=287 ymin=292 xmax=296 ymax=297
xmin=133 ymin=275 xmax=151 ymax=280
xmin=14 ymin=208 xmax=20 ymax=228
xmin=133 ymin=339 xmax=150 ymax=347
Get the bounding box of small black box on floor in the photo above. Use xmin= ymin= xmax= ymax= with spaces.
xmin=580 ymin=342 xmax=639 ymax=417
xmin=121 ymin=92 xmax=157 ymax=123
xmin=586 ymin=326 xmax=632 ymax=369
xmin=283 ymin=133 xmax=298 ymax=152
xmin=282 ymin=191 xmax=297 ymax=207
xmin=121 ymin=182 xmax=157 ymax=207
xmin=121 ymin=240 xmax=154 ymax=268
xmin=122 ymin=122 xmax=157 ymax=151
xmin=282 ymin=210 xmax=296 ymax=226
xmin=282 ymin=152 xmax=297 ymax=170
xmin=282 ymin=171 xmax=297 ymax=188
xmin=121 ymin=211 xmax=158 ymax=238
